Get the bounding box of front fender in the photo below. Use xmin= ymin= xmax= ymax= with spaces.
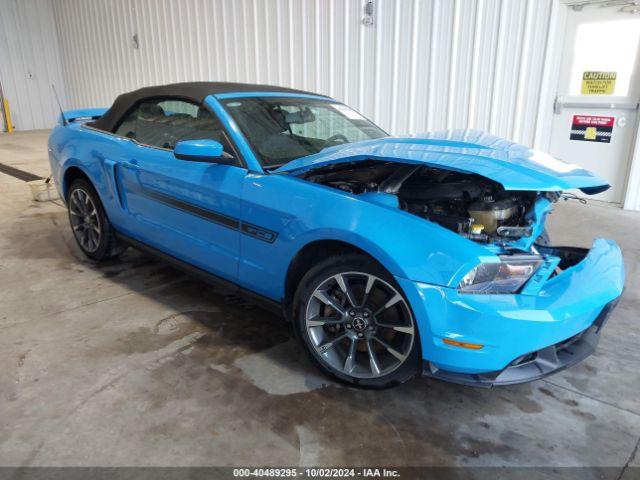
xmin=287 ymin=216 xmax=493 ymax=289
xmin=285 ymin=227 xmax=408 ymax=280
xmin=239 ymin=173 xmax=495 ymax=300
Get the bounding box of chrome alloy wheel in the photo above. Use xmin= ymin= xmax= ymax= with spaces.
xmin=305 ymin=272 xmax=415 ymax=379
xmin=68 ymin=188 xmax=102 ymax=253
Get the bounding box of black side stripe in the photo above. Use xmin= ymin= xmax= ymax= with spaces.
xmin=140 ymin=187 xmax=278 ymax=243
xmin=143 ymin=188 xmax=240 ymax=229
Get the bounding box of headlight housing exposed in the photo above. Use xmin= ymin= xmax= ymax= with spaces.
xmin=458 ymin=256 xmax=542 ymax=294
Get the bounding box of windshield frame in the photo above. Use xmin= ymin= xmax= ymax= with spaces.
xmin=218 ymin=94 xmax=388 ymax=171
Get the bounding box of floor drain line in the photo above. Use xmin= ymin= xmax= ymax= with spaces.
xmin=0 ymin=162 xmax=44 ymax=182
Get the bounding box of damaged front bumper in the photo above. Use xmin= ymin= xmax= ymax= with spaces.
xmin=396 ymin=238 xmax=625 ymax=387
xmin=422 ymin=298 xmax=618 ymax=387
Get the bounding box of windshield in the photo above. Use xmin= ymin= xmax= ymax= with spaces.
xmin=221 ymin=97 xmax=388 ymax=168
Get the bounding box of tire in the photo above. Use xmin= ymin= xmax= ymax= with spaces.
xmin=293 ymin=253 xmax=421 ymax=389
xmin=67 ymin=178 xmax=124 ymax=261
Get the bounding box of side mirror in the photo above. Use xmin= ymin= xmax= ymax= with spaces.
xmin=174 ymin=139 xmax=225 ymax=163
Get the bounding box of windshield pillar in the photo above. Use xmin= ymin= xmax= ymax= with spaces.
xmin=205 ymin=95 xmax=264 ymax=173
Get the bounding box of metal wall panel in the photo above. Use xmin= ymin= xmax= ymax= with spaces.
xmin=0 ymin=0 xmax=67 ymax=130
xmin=52 ymin=0 xmax=556 ymax=145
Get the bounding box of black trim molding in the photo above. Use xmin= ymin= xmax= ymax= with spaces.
xmin=143 ymin=189 xmax=240 ymax=229
xmin=141 ymin=187 xmax=278 ymax=243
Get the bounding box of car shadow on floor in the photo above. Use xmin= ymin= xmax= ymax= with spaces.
xmin=7 ymin=205 xmax=636 ymax=470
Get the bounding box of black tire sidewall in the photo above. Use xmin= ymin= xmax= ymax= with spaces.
xmin=293 ymin=253 xmax=421 ymax=389
xmin=67 ymin=179 xmax=113 ymax=261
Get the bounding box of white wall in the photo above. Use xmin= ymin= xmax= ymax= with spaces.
xmin=0 ymin=0 xmax=66 ymax=131
xmin=53 ymin=0 xmax=557 ymax=146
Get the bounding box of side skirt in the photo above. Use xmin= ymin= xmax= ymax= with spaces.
xmin=115 ymin=232 xmax=285 ymax=317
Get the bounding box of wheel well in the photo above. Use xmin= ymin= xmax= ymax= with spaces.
xmin=62 ymin=166 xmax=90 ymax=200
xmin=283 ymin=240 xmax=382 ymax=318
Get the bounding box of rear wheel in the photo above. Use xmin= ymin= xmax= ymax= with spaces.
xmin=67 ymin=178 xmax=123 ymax=261
xmin=293 ymin=254 xmax=420 ymax=388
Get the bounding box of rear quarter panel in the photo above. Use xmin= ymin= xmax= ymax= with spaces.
xmin=48 ymin=122 xmax=130 ymax=228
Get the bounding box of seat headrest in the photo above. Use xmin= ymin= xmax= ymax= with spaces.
xmin=197 ymin=107 xmax=213 ymax=120
xmin=138 ymin=102 xmax=164 ymax=119
xmin=269 ymin=108 xmax=289 ymax=132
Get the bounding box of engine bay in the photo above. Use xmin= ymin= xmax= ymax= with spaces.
xmin=301 ymin=160 xmax=544 ymax=244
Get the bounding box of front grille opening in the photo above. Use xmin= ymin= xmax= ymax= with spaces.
xmin=510 ymin=352 xmax=537 ymax=367
xmin=556 ymin=332 xmax=583 ymax=353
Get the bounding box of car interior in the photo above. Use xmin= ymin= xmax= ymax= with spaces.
xmin=115 ymin=101 xmax=230 ymax=153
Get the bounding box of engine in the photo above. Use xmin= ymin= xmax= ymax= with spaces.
xmin=399 ymin=169 xmax=535 ymax=241
xmin=303 ymin=161 xmax=537 ymax=243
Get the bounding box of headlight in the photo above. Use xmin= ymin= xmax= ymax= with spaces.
xmin=458 ymin=256 xmax=542 ymax=294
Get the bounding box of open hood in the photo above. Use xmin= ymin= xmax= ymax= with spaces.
xmin=274 ymin=130 xmax=610 ymax=194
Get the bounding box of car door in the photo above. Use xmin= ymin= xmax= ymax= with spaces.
xmin=114 ymin=98 xmax=246 ymax=281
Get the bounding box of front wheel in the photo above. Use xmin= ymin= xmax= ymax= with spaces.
xmin=293 ymin=254 xmax=421 ymax=388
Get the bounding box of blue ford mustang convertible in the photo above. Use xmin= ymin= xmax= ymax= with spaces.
xmin=49 ymin=82 xmax=624 ymax=388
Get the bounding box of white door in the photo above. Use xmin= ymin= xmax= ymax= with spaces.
xmin=549 ymin=4 xmax=640 ymax=204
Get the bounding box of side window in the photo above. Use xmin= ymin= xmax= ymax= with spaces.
xmin=114 ymin=98 xmax=238 ymax=162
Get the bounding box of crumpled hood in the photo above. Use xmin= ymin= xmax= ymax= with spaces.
xmin=275 ymin=130 xmax=609 ymax=194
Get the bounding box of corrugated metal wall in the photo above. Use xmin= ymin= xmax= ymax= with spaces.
xmin=53 ymin=0 xmax=556 ymax=145
xmin=0 ymin=0 xmax=66 ymax=131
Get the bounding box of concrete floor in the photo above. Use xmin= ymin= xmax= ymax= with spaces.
xmin=0 ymin=131 xmax=639 ymax=473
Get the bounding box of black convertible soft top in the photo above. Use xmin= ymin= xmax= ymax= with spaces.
xmin=91 ymin=81 xmax=326 ymax=132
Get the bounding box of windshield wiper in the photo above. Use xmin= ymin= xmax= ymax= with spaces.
xmin=263 ymin=163 xmax=284 ymax=171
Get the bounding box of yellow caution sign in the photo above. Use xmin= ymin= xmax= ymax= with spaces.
xmin=581 ymin=71 xmax=616 ymax=95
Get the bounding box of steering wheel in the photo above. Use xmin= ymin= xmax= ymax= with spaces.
xmin=322 ymin=134 xmax=349 ymax=148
